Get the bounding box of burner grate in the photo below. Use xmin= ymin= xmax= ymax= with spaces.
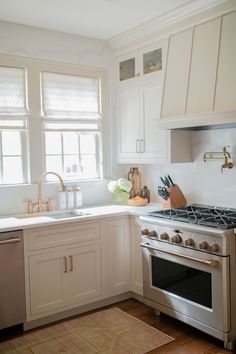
xmin=148 ymin=205 xmax=236 ymax=229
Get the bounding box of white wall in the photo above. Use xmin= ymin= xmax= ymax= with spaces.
xmin=114 ymin=128 xmax=236 ymax=208
xmin=0 ymin=21 xmax=114 ymax=215
xmin=0 ymin=21 xmax=113 ymax=68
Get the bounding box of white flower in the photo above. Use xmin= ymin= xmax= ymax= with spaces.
xmin=108 ymin=178 xmax=132 ymax=194
xmin=117 ymin=178 xmax=132 ymax=193
xmin=108 ymin=180 xmax=119 ymax=193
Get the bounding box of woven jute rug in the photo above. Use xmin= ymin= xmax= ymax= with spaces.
xmin=0 ymin=307 xmax=174 ymax=354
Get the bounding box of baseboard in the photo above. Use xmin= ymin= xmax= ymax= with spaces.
xmin=24 ymin=292 xmax=133 ymax=330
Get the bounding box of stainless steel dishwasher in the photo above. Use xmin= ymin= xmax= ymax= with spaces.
xmin=0 ymin=230 xmax=25 ymax=329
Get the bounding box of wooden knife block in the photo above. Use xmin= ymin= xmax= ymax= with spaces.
xmin=162 ymin=185 xmax=187 ymax=209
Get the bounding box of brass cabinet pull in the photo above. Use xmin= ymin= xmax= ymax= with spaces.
xmin=63 ymin=256 xmax=68 ymax=273
xmin=69 ymin=255 xmax=73 ymax=272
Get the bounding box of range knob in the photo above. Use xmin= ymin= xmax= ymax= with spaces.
xmin=149 ymin=230 xmax=158 ymax=238
xmin=210 ymin=243 xmax=220 ymax=253
xmin=141 ymin=229 xmax=150 ymax=236
xmin=160 ymin=232 xmax=170 ymax=241
xmin=199 ymin=241 xmax=209 ymax=250
xmin=185 ymin=238 xmax=195 ymax=247
xmin=171 ymin=234 xmax=182 ymax=244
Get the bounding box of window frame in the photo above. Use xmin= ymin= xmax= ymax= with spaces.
xmin=0 ymin=54 xmax=110 ymax=186
xmin=0 ymin=63 xmax=29 ymax=185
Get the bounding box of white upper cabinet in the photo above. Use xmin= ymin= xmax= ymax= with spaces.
xmin=141 ymin=84 xmax=169 ymax=162
xmin=186 ymin=18 xmax=221 ymax=115
xmin=117 ymin=87 xmax=141 ymax=161
xmin=117 ymin=82 xmax=169 ymax=163
xmin=161 ymin=28 xmax=193 ymax=117
xmin=116 ymin=39 xmax=192 ymax=164
xmin=214 ymin=11 xmax=236 ymax=113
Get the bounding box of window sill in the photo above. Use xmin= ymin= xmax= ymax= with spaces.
xmin=0 ymin=179 xmax=111 ymax=190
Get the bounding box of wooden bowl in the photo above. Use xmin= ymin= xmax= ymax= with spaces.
xmin=128 ymin=197 xmax=148 ymax=206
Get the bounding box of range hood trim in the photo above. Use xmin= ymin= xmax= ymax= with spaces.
xmin=158 ymin=110 xmax=236 ymax=130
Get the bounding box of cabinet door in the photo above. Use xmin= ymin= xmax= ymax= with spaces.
xmin=186 ymin=18 xmax=221 ymax=114
xmin=161 ymin=28 xmax=193 ymax=117
xmin=130 ymin=218 xmax=143 ymax=296
xmin=29 ymin=250 xmax=68 ymax=316
xmin=67 ymin=244 xmax=102 ymax=305
xmin=106 ymin=219 xmax=130 ymax=295
xmin=141 ymin=84 xmax=169 ymax=162
xmin=117 ymin=88 xmax=141 ymax=161
xmin=215 ymin=11 xmax=236 ymax=112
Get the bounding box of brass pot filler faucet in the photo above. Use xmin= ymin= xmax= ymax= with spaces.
xmin=203 ymin=146 xmax=233 ymax=173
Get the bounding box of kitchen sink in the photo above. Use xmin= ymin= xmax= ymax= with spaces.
xmin=15 ymin=210 xmax=90 ymax=219
xmin=48 ymin=211 xmax=90 ymax=219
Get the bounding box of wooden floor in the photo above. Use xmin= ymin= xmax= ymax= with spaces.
xmin=1 ymin=298 xmax=236 ymax=353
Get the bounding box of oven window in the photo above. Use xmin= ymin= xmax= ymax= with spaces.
xmin=151 ymin=256 xmax=212 ymax=308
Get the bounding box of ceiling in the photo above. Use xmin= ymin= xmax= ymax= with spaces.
xmin=0 ymin=0 xmax=196 ymax=40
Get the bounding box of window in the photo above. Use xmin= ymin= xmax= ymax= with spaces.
xmin=0 ymin=55 xmax=108 ymax=186
xmin=41 ymin=72 xmax=102 ymax=181
xmin=0 ymin=66 xmax=27 ymax=184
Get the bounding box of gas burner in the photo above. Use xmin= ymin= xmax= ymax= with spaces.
xmin=148 ymin=205 xmax=236 ymax=229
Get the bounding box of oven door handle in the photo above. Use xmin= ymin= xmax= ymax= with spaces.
xmin=140 ymin=243 xmax=218 ymax=267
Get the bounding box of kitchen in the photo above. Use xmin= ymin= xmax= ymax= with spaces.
xmin=0 ymin=0 xmax=236 ymax=353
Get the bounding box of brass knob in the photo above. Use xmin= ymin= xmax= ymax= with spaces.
xmin=149 ymin=230 xmax=158 ymax=238
xmin=160 ymin=233 xmax=169 ymax=241
xmin=199 ymin=241 xmax=209 ymax=250
xmin=210 ymin=243 xmax=220 ymax=253
xmin=141 ymin=229 xmax=150 ymax=236
xmin=171 ymin=234 xmax=182 ymax=244
xmin=185 ymin=238 xmax=195 ymax=247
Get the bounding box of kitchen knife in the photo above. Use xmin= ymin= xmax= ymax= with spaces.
xmin=164 ymin=177 xmax=171 ymax=188
xmin=162 ymin=187 xmax=169 ymax=199
xmin=157 ymin=186 xmax=167 ymax=200
xmin=160 ymin=177 xmax=167 ymax=186
xmin=167 ymin=175 xmax=175 ymax=186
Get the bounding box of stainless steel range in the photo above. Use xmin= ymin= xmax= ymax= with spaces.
xmin=140 ymin=205 xmax=236 ymax=350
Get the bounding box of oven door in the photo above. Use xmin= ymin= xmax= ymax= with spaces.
xmin=141 ymin=240 xmax=230 ymax=332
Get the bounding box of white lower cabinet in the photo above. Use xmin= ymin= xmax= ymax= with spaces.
xmin=28 ymin=243 xmax=102 ymax=317
xmin=29 ymin=250 xmax=68 ymax=315
xmin=24 ymin=221 xmax=102 ymax=320
xmin=105 ymin=217 xmax=130 ymax=295
xmin=24 ymin=215 xmax=141 ymax=324
xmin=130 ymin=217 xmax=143 ymax=296
xmin=68 ymin=244 xmax=102 ymax=305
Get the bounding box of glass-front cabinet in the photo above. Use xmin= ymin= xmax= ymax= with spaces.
xmin=143 ymin=48 xmax=162 ymax=75
xmin=119 ymin=57 xmax=135 ymax=81
xmin=118 ymin=45 xmax=163 ymax=84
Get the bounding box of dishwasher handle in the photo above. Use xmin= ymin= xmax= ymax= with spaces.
xmin=0 ymin=237 xmax=20 ymax=245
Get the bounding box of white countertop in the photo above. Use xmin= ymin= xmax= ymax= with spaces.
xmin=0 ymin=203 xmax=163 ymax=232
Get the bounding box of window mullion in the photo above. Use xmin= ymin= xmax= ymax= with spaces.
xmin=77 ymin=133 xmax=82 ymax=176
xmin=21 ymin=130 xmax=28 ymax=183
xmin=95 ymin=132 xmax=102 ymax=179
xmin=61 ymin=132 xmax=65 ymax=177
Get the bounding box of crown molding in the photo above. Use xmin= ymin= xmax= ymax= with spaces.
xmin=108 ymin=0 xmax=231 ymax=53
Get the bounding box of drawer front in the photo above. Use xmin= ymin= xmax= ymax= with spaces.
xmin=26 ymin=222 xmax=101 ymax=251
